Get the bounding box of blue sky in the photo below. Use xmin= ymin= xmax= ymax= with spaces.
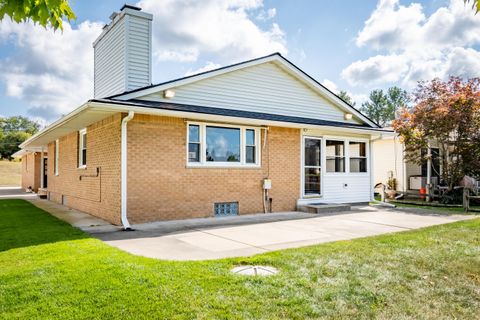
xmin=0 ymin=0 xmax=479 ymax=124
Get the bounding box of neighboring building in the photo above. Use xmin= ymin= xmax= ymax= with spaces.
xmin=17 ymin=5 xmax=392 ymax=227
xmin=372 ymin=134 xmax=442 ymax=193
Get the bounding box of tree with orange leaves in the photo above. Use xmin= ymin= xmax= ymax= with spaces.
xmin=393 ymin=76 xmax=480 ymax=190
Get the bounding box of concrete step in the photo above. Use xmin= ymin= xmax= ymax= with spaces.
xmin=297 ymin=203 xmax=351 ymax=214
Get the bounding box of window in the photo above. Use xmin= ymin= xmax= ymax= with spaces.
xmin=206 ymin=126 xmax=240 ymax=162
xmin=54 ymin=139 xmax=59 ymax=175
xmin=326 ymin=140 xmax=345 ymax=172
xmin=187 ymin=123 xmax=260 ymax=166
xmin=78 ymin=129 xmax=87 ymax=167
xmin=349 ymin=141 xmax=367 ymax=172
xmin=245 ymin=129 xmax=256 ymax=164
xmin=188 ymin=125 xmax=200 ymax=162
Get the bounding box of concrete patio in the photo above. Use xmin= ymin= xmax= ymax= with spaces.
xmin=17 ymin=197 xmax=476 ymax=261
xmin=92 ymin=206 xmax=475 ymax=261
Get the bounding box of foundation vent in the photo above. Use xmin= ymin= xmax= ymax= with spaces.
xmin=214 ymin=202 xmax=238 ymax=216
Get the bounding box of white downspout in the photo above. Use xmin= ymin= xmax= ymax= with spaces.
xmin=121 ymin=111 xmax=134 ymax=230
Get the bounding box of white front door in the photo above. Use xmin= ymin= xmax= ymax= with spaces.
xmin=303 ymin=137 xmax=322 ymax=197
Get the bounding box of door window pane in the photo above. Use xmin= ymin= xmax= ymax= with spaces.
xmin=304 ymin=139 xmax=321 ymax=166
xmin=304 ymin=168 xmax=321 ymax=194
xmin=206 ymin=126 xmax=240 ymax=162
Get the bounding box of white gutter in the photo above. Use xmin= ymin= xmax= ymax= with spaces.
xmin=121 ymin=111 xmax=135 ymax=230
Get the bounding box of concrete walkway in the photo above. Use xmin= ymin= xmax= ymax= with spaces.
xmin=93 ymin=206 xmax=475 ymax=261
xmin=0 ymin=186 xmax=37 ymax=199
xmin=29 ymin=199 xmax=118 ymax=232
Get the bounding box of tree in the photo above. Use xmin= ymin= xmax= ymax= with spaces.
xmin=393 ymin=77 xmax=480 ymax=190
xmin=0 ymin=116 xmax=40 ymax=159
xmin=360 ymin=86 xmax=409 ymax=127
xmin=0 ymin=131 xmax=30 ymax=160
xmin=337 ymin=91 xmax=356 ymax=107
xmin=0 ymin=0 xmax=76 ymax=30
xmin=465 ymin=0 xmax=480 ymax=14
xmin=0 ymin=116 xmax=40 ymax=135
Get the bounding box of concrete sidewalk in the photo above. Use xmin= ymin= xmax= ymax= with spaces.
xmin=94 ymin=207 xmax=476 ymax=261
xmin=0 ymin=186 xmax=37 ymax=200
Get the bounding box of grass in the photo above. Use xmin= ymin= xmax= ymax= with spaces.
xmin=1 ymin=200 xmax=479 ymax=319
xmin=0 ymin=160 xmax=21 ymax=186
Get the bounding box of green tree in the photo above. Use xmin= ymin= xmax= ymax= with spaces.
xmin=360 ymin=86 xmax=409 ymax=127
xmin=0 ymin=0 xmax=76 ymax=30
xmin=0 ymin=116 xmax=40 ymax=135
xmin=337 ymin=91 xmax=356 ymax=107
xmin=0 ymin=131 xmax=30 ymax=160
xmin=465 ymin=0 xmax=480 ymax=14
xmin=0 ymin=116 xmax=40 ymax=159
xmin=393 ymin=77 xmax=480 ymax=189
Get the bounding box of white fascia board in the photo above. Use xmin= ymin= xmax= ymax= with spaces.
xmin=20 ymin=102 xmax=90 ymax=149
xmin=88 ymin=101 xmax=393 ymax=138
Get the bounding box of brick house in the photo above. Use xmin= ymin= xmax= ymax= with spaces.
xmin=18 ymin=5 xmax=391 ymax=228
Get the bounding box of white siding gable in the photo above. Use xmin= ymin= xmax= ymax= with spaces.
xmin=137 ymin=62 xmax=363 ymax=124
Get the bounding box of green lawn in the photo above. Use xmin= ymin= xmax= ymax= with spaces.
xmin=1 ymin=200 xmax=479 ymax=319
xmin=0 ymin=160 xmax=21 ymax=186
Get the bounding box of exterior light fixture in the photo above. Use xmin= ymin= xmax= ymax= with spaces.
xmin=163 ymin=89 xmax=175 ymax=99
xmin=344 ymin=113 xmax=353 ymax=120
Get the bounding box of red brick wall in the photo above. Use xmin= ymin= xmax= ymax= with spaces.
xmin=127 ymin=114 xmax=300 ymax=223
xmin=46 ymin=114 xmax=122 ymax=224
xmin=21 ymin=153 xmax=41 ymax=192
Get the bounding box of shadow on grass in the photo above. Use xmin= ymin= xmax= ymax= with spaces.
xmin=0 ymin=199 xmax=89 ymax=252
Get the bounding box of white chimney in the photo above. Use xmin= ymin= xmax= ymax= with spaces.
xmin=93 ymin=4 xmax=153 ymax=98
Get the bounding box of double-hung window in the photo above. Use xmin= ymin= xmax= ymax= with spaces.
xmin=188 ymin=125 xmax=201 ymax=162
xmin=326 ymin=140 xmax=345 ymax=172
xmin=187 ymin=122 xmax=260 ymax=167
xmin=349 ymin=141 xmax=367 ymax=172
xmin=78 ymin=128 xmax=87 ymax=168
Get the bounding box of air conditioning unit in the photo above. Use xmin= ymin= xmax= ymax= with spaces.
xmin=409 ymin=176 xmax=438 ymax=190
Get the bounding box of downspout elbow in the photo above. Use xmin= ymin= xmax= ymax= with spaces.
xmin=121 ymin=111 xmax=134 ymax=230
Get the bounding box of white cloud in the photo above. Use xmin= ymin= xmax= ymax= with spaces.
xmin=137 ymin=0 xmax=287 ymax=63
xmin=321 ymin=79 xmax=338 ymax=93
xmin=0 ymin=0 xmax=287 ymax=122
xmin=342 ymin=0 xmax=480 ymax=88
xmin=257 ymin=8 xmax=276 ymax=21
xmin=0 ymin=19 xmax=103 ymax=120
xmin=185 ymin=61 xmax=222 ymax=76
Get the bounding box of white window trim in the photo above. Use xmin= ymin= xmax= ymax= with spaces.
xmin=78 ymin=128 xmax=87 ymax=169
xmin=54 ymin=139 xmax=59 ymax=176
xmin=186 ymin=121 xmax=261 ymax=168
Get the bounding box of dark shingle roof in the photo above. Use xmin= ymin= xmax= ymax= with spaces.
xmin=91 ymin=98 xmax=391 ymax=132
